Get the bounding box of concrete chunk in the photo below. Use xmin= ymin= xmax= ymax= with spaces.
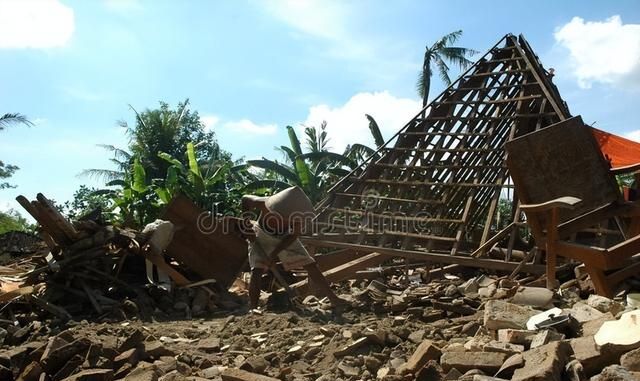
xmin=530 ymin=330 xmax=565 ymax=349
xmin=440 ymin=351 xmax=507 ymax=374
xmin=587 ymin=295 xmax=623 ymax=315
xmin=595 ymin=310 xmax=640 ymax=352
xmin=221 ymin=368 xmax=280 ymax=381
xmin=484 ymin=300 xmax=536 ymax=330
xmin=620 ymin=347 xmax=640 ymax=372
xmin=197 ymin=337 xmax=221 ymax=353
xmin=569 ymin=336 xmax=618 ymax=377
xmin=512 ymin=341 xmax=571 ymax=381
xmin=497 ymin=329 xmax=536 ymax=345
xmin=483 ymin=340 xmax=524 ymax=355
xmin=59 ymin=369 xmax=114 ymax=381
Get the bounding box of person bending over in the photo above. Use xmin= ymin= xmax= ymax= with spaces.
xmin=241 ymin=186 xmax=344 ymax=309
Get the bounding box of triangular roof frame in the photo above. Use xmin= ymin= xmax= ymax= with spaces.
xmin=304 ymin=34 xmax=572 ymax=273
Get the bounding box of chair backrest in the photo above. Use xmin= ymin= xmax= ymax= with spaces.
xmin=506 ymin=116 xmax=622 ymax=239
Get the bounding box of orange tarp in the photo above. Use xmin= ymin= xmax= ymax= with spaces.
xmin=591 ymin=127 xmax=640 ymax=169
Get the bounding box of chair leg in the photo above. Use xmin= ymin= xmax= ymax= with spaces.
xmin=586 ymin=267 xmax=614 ymax=298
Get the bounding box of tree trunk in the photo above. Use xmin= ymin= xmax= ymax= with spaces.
xmin=421 ymin=60 xmax=431 ymax=119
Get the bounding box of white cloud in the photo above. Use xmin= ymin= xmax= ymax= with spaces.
xmin=259 ymin=0 xmax=376 ymax=61
xmin=625 ymin=130 xmax=640 ymax=142
xmin=0 ymin=0 xmax=74 ymax=49
xmin=223 ymin=119 xmax=278 ymax=135
xmin=554 ymin=16 xmax=640 ymax=89
xmin=262 ymin=0 xmax=348 ymax=41
xmin=299 ymin=91 xmax=421 ymax=152
xmin=201 ymin=115 xmax=220 ymax=132
xmin=32 ymin=118 xmax=47 ymax=126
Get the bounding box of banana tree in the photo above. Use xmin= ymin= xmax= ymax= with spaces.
xmin=343 ymin=114 xmax=385 ymax=165
xmin=103 ymin=157 xmax=160 ymax=228
xmin=158 ymin=142 xmax=242 ymax=214
xmin=245 ymin=125 xmax=357 ymax=203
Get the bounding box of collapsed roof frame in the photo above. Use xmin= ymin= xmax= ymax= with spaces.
xmin=303 ymin=34 xmax=571 ymax=273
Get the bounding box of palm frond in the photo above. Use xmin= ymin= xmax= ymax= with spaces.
xmin=439 ymin=46 xmax=478 ymax=69
xmin=416 ymin=54 xmax=432 ymax=99
xmin=433 ymin=30 xmax=463 ymax=50
xmin=0 ymin=113 xmax=33 ymax=130
xmin=96 ymin=144 xmax=132 ymax=162
xmin=77 ymin=169 xmax=125 ymax=182
xmin=434 ymin=55 xmax=452 ymax=85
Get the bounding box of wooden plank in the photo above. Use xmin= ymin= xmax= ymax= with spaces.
xmin=314 ymin=249 xmax=361 ymax=272
xmin=291 ymin=252 xmax=390 ymax=295
xmin=325 ymin=208 xmax=463 ymax=224
xmin=36 ymin=193 xmax=81 ymax=242
xmin=15 ymin=196 xmax=67 ymax=245
xmin=302 ymin=237 xmax=546 ymax=274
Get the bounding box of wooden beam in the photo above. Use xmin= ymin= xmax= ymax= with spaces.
xmin=291 ymin=252 xmax=390 ymax=295
xmin=301 ymin=237 xmax=546 ymax=274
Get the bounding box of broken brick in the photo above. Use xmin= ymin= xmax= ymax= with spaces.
xmin=398 ymin=339 xmax=442 ymax=375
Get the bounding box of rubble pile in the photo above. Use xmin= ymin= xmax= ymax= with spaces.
xmin=0 ymin=194 xmax=242 ymax=326
xmin=0 ymin=265 xmax=638 ymax=381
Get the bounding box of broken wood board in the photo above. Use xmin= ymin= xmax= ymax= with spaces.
xmin=162 ymin=195 xmax=248 ymax=289
xmin=291 ymin=252 xmax=390 ymax=295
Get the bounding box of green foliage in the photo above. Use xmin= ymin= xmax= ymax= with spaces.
xmin=246 ymin=123 xmax=362 ymax=203
xmin=495 ymin=198 xmax=513 ymax=230
xmin=107 ymin=158 xmax=161 ymax=228
xmin=61 ymin=185 xmax=115 ymax=221
xmin=418 ymin=30 xmax=478 ymax=106
xmin=124 ymin=99 xmax=229 ymax=181
xmin=0 ymin=161 xmax=19 ymax=190
xmin=0 ymin=209 xmax=33 ymax=234
xmin=158 ymin=142 xmax=243 ymax=214
xmin=81 ymin=100 xmax=238 ymax=226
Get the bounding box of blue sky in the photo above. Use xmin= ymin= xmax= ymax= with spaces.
xmin=1 ymin=0 xmax=639 ymax=213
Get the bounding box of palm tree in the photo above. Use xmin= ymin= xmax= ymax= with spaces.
xmin=79 ymin=144 xmax=133 ymax=182
xmin=0 ymin=113 xmax=33 ymax=131
xmin=417 ymin=30 xmax=478 ymax=107
xmin=1 ymin=113 xmax=32 ymax=189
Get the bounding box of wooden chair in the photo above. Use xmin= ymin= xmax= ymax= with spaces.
xmin=506 ymin=116 xmax=640 ymax=297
